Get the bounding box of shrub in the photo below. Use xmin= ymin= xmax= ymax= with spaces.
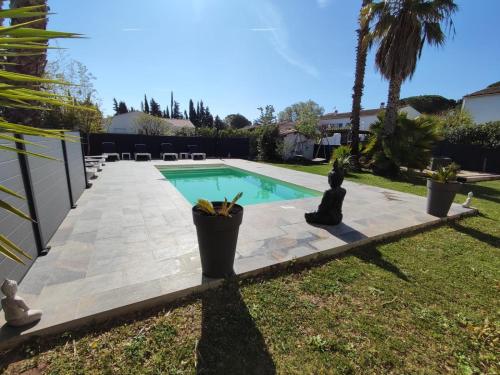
xmin=442 ymin=121 xmax=500 ymax=149
xmin=363 ymin=113 xmax=441 ymax=176
xmin=331 ymin=145 xmax=352 ymax=172
xmin=257 ymin=125 xmax=282 ymax=161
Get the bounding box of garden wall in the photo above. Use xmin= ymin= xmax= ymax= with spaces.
xmin=86 ymin=133 xmax=250 ymax=160
xmin=0 ymin=131 xmax=86 ymax=289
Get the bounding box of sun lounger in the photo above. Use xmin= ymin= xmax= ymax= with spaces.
xmin=160 ymin=143 xmax=178 ymax=161
xmin=187 ymin=145 xmax=206 ymax=160
xmin=101 ymin=142 xmax=120 ymax=161
xmin=134 ymin=144 xmax=152 ymax=161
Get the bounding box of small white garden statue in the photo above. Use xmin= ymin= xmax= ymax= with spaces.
xmin=462 ymin=192 xmax=473 ymax=208
xmin=1 ymin=279 xmax=42 ymax=327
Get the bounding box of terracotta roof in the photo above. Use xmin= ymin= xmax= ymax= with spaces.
xmin=464 ymin=85 xmax=500 ymax=98
xmin=165 ymin=119 xmax=195 ymax=128
xmin=321 ymin=108 xmax=382 ymax=120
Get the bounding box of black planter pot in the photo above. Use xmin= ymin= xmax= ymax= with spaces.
xmin=192 ymin=203 xmax=243 ymax=278
xmin=426 ymin=179 xmax=461 ymax=217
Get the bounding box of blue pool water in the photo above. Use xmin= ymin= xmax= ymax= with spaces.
xmin=160 ymin=166 xmax=321 ymax=206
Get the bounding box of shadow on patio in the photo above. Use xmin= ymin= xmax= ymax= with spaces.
xmin=196 ymin=279 xmax=276 ymax=374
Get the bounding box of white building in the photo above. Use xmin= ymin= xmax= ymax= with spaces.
xmin=462 ymin=84 xmax=500 ymax=124
xmin=107 ymin=112 xmax=195 ymax=134
xmin=278 ymin=122 xmax=315 ymax=160
xmin=318 ymin=105 xmax=421 ymax=145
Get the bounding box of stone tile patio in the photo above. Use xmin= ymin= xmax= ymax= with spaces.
xmin=0 ymin=159 xmax=475 ymax=349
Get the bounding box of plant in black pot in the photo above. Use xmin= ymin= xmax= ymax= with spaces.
xmin=426 ymin=163 xmax=461 ymax=217
xmin=192 ymin=193 xmax=243 ymax=278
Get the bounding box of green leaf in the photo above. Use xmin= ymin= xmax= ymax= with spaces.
xmin=0 ymin=144 xmax=59 ymax=161
xmin=0 ymin=184 xmax=25 ymax=200
xmin=0 ymin=199 xmax=33 ymax=221
xmin=0 ymin=234 xmax=32 ymax=260
xmin=0 ymin=242 xmax=26 ymax=264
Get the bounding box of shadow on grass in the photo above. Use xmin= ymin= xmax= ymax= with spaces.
xmin=196 ymin=280 xmax=276 ymax=375
xmin=449 ymin=221 xmax=500 ymax=248
xmin=350 ymin=246 xmax=410 ymax=282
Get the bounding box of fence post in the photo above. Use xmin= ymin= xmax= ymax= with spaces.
xmin=14 ymin=134 xmax=51 ymax=256
xmin=61 ymin=132 xmax=77 ymax=209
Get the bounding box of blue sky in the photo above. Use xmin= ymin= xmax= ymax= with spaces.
xmin=46 ymin=0 xmax=499 ymax=120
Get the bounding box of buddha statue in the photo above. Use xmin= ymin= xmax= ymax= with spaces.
xmin=305 ymin=160 xmax=346 ymax=225
xmin=1 ymin=279 xmax=42 ymax=327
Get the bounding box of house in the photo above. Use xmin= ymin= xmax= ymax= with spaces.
xmin=278 ymin=122 xmax=316 ymax=160
xmin=462 ymin=84 xmax=500 ymax=124
xmin=318 ymin=105 xmax=421 ymax=145
xmin=107 ymin=112 xmax=195 ymax=134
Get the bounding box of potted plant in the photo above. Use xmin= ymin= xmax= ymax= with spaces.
xmin=426 ymin=163 xmax=461 ymax=217
xmin=192 ymin=192 xmax=243 ymax=278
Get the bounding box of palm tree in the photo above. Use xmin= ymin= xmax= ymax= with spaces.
xmin=370 ymin=0 xmax=457 ymax=136
xmin=349 ymin=0 xmax=372 ymax=170
xmin=5 ymin=0 xmax=48 ymax=126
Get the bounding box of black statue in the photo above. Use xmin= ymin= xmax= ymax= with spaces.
xmin=305 ymin=160 xmax=346 ymax=225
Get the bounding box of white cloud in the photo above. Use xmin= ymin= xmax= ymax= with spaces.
xmin=255 ymin=2 xmax=319 ymax=78
xmin=317 ymin=0 xmax=331 ymax=8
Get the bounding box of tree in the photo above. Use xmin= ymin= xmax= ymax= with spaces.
xmin=399 ymin=95 xmax=457 ymax=114
xmin=278 ymin=100 xmax=324 ymax=123
xmin=170 ymin=91 xmax=174 ymax=117
xmin=224 ymin=113 xmax=251 ymax=129
xmin=134 ymin=113 xmax=166 ymax=136
xmin=171 ymin=101 xmax=181 ymax=119
xmin=214 ymin=115 xmax=225 ymax=130
xmin=143 ymin=94 xmax=150 ymax=114
xmin=113 ymin=98 xmax=119 ymax=114
xmin=117 ymin=101 xmax=128 ymax=114
xmin=5 ymin=0 xmax=48 ymax=126
xmin=295 ymin=109 xmax=320 ymax=140
xmin=150 ymin=98 xmax=161 ymax=117
xmin=370 ymin=0 xmax=458 ymax=136
xmin=189 ymin=99 xmax=197 ymax=124
xmin=349 ymin=0 xmax=372 ymax=170
xmin=254 ymin=105 xmax=277 ymax=126
xmin=184 ymin=110 xmax=188 ymax=120
xmin=165 ymin=106 xmax=170 ymax=119
xmin=363 ymin=112 xmax=440 ymax=175
xmin=77 ymin=95 xmax=104 ymax=154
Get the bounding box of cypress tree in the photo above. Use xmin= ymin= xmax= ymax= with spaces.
xmin=166 ymin=106 xmax=170 ymax=119
xmin=150 ymin=98 xmax=161 ymax=117
xmin=189 ymin=99 xmax=196 ymax=124
xmin=170 ymin=91 xmax=174 ymax=116
xmin=113 ymin=98 xmax=119 ymax=114
xmin=144 ymin=94 xmax=150 ymax=114
xmin=184 ymin=110 xmax=188 ymax=120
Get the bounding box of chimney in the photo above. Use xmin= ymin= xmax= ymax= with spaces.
xmin=380 ymin=102 xmax=385 ymax=108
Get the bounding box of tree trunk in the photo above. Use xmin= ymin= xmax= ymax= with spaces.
xmin=5 ymin=0 xmax=48 ymax=126
xmin=383 ymin=75 xmax=403 ymax=136
xmin=349 ymin=0 xmax=372 ymax=171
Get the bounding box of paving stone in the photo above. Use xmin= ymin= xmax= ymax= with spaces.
xmin=0 ymin=158 xmax=476 ymax=350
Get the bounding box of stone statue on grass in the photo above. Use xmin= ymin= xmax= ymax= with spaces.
xmin=1 ymin=279 xmax=42 ymax=327
xmin=305 ymin=160 xmax=346 ymax=226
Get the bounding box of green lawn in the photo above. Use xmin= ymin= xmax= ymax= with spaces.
xmin=2 ymin=165 xmax=499 ymax=375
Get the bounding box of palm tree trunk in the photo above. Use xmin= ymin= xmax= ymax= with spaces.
xmin=349 ymin=0 xmax=372 ymax=171
xmin=383 ymin=75 xmax=403 ymax=136
xmin=5 ymin=0 xmax=48 ymax=126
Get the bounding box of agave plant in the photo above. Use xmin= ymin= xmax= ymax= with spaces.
xmin=0 ymin=5 xmax=81 ymax=263
xmin=429 ymin=163 xmax=460 ymax=183
xmin=196 ymin=192 xmax=243 ymax=217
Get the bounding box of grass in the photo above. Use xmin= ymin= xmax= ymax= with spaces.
xmin=2 ymin=164 xmax=499 ymax=374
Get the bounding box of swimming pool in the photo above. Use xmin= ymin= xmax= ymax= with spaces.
xmin=159 ymin=165 xmax=321 ymax=206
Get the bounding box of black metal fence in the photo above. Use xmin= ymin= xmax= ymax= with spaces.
xmin=0 ymin=131 xmax=86 ymax=286
xmin=433 ymin=142 xmax=500 ymax=173
xmin=86 ymin=133 xmax=251 ymax=159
